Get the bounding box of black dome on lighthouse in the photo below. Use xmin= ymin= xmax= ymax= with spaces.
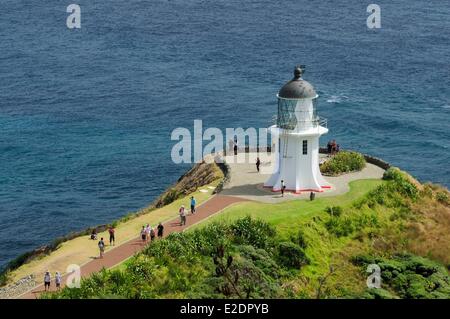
xmin=278 ymin=66 xmax=317 ymax=99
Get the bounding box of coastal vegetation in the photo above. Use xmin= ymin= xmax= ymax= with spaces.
xmin=320 ymin=151 xmax=366 ymax=176
xmin=43 ymin=166 xmax=450 ymax=299
xmin=0 ymin=162 xmax=223 ymax=287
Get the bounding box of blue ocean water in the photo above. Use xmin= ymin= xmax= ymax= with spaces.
xmin=0 ymin=0 xmax=449 ymax=269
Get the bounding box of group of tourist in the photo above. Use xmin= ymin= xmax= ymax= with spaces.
xmin=90 ymin=226 xmax=116 ymax=259
xmin=140 ymin=222 xmax=164 ymax=243
xmin=65 ymin=195 xmax=198 ymax=290
xmin=42 ymin=226 xmax=114 ymax=291
xmin=43 ymin=270 xmax=62 ymax=292
xmin=140 ymin=195 xmax=197 ymax=242
xmin=327 ymin=140 xmax=340 ymax=155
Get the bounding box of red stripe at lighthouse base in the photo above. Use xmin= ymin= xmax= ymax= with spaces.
xmin=263 ymin=185 xmax=332 ymax=194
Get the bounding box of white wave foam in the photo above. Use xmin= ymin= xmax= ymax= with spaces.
xmin=326 ymin=94 xmax=348 ymax=104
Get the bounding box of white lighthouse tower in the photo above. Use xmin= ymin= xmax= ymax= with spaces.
xmin=264 ymin=66 xmax=331 ymax=193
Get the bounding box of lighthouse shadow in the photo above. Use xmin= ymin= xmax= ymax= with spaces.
xmin=220 ymin=183 xmax=272 ymax=198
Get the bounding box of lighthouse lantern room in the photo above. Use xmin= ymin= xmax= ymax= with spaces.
xmin=264 ymin=66 xmax=331 ymax=193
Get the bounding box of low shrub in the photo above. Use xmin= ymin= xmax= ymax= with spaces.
xmin=325 ymin=206 xmax=343 ymax=217
xmin=383 ymin=167 xmax=404 ymax=181
xmin=325 ymin=209 xmax=379 ymax=238
xmin=211 ymin=244 xmax=285 ymax=298
xmin=277 ymin=242 xmax=309 ymax=269
xmin=235 ymin=245 xmax=283 ymax=281
xmin=436 ymin=192 xmax=449 ymax=205
xmin=383 ymin=167 xmax=418 ymax=200
xmin=294 ymin=229 xmax=308 ymax=249
xmin=325 ymin=216 xmax=355 ymax=237
xmin=320 ymin=151 xmax=366 ymax=176
xmin=355 ymin=172 xmax=418 ymax=211
xmin=395 ymin=179 xmax=418 ymax=200
xmin=231 ymin=216 xmax=276 ymax=249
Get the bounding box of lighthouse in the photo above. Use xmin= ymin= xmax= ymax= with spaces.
xmin=264 ymin=66 xmax=331 ymax=193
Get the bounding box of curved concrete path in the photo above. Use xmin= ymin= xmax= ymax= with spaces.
xmin=18 ymin=195 xmax=246 ymax=299
xmin=220 ymin=152 xmax=385 ymax=203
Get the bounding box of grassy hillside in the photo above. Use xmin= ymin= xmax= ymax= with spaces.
xmin=42 ymin=168 xmax=450 ymax=299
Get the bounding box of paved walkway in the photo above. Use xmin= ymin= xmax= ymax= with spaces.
xmin=220 ymin=152 xmax=385 ymax=203
xmin=19 ymin=195 xmax=246 ymax=299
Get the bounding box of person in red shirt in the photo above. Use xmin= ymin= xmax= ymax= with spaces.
xmin=108 ymin=226 xmax=115 ymax=246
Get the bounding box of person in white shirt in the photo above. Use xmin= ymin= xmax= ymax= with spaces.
xmin=55 ymin=272 xmax=62 ymax=291
xmin=140 ymin=226 xmax=147 ymax=243
xmin=98 ymin=237 xmax=105 ymax=258
xmin=44 ymin=271 xmax=51 ymax=291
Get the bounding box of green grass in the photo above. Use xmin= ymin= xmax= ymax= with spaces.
xmin=193 ymin=179 xmax=385 ymax=238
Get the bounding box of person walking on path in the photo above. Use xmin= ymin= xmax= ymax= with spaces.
xmin=108 ymin=226 xmax=115 ymax=246
xmin=145 ymin=224 xmax=151 ymax=242
xmin=44 ymin=271 xmax=51 ymax=291
xmin=256 ymin=157 xmax=261 ymax=172
xmin=55 ymin=272 xmax=62 ymax=291
xmin=281 ymin=180 xmax=286 ymax=197
xmin=150 ymin=226 xmax=156 ymax=242
xmin=179 ymin=205 xmax=187 ymax=226
xmin=140 ymin=226 xmax=147 ymax=243
xmin=98 ymin=237 xmax=105 ymax=259
xmin=157 ymin=222 xmax=164 ymax=238
xmin=190 ymin=196 xmax=196 ymax=214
